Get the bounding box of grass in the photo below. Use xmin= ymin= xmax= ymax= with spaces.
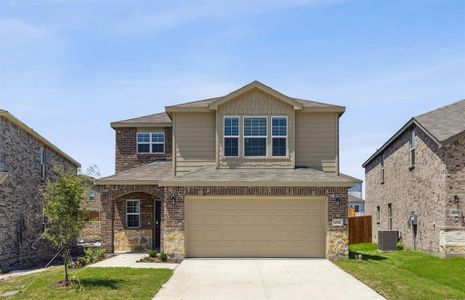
xmin=334 ymin=243 xmax=465 ymax=300
xmin=0 ymin=267 xmax=172 ymax=299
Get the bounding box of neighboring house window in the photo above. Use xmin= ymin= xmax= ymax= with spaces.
xmin=388 ymin=203 xmax=393 ymax=230
xmin=40 ymin=147 xmax=46 ymax=180
xmin=126 ymin=200 xmax=140 ymax=228
xmin=224 ymin=116 xmax=239 ymax=157
xmin=42 ymin=215 xmax=48 ymax=233
xmin=88 ymin=190 xmax=96 ymax=201
xmin=376 ymin=206 xmax=380 ymax=223
xmin=410 ymin=129 xmax=416 ymax=168
xmin=354 ymin=205 xmax=360 ymax=213
xmin=244 ymin=117 xmax=267 ymax=157
xmin=271 ymin=116 xmax=287 ymax=157
xmin=380 ymin=154 xmax=385 ymax=184
xmin=137 ymin=132 xmax=165 ymax=154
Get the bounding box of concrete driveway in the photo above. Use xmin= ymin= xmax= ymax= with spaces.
xmin=154 ymin=259 xmax=384 ymax=300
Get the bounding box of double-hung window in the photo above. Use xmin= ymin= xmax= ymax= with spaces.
xmin=40 ymin=147 xmax=46 ymax=180
xmin=380 ymin=154 xmax=385 ymax=184
xmin=126 ymin=200 xmax=140 ymax=228
xmin=388 ymin=203 xmax=393 ymax=230
xmin=244 ymin=117 xmax=267 ymax=157
xmin=409 ymin=129 xmax=416 ymax=168
xmin=224 ymin=117 xmax=239 ymax=156
xmin=271 ymin=117 xmax=287 ymax=157
xmin=137 ymin=132 xmax=165 ymax=154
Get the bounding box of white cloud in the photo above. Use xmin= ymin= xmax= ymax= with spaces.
xmin=113 ymin=0 xmax=347 ymax=34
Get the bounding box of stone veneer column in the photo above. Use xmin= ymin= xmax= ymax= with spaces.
xmin=163 ymin=188 xmax=185 ymax=258
xmin=100 ymin=188 xmax=114 ymax=253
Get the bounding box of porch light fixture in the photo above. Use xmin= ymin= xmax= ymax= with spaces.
xmin=171 ymin=196 xmax=176 ymax=205
xmin=336 ymin=197 xmax=341 ymax=206
xmin=454 ymin=195 xmax=460 ymax=204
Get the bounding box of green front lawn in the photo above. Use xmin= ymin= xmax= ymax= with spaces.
xmin=335 ymin=243 xmax=465 ymax=300
xmin=0 ymin=267 xmax=172 ymax=300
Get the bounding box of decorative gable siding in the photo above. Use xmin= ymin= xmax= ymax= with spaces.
xmin=216 ymin=88 xmax=295 ymax=169
xmin=295 ymin=112 xmax=338 ymax=173
xmin=174 ymin=112 xmax=216 ymax=175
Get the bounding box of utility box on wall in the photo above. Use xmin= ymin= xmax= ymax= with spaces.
xmin=378 ymin=231 xmax=398 ymax=251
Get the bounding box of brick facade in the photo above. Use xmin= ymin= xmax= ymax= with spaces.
xmin=99 ymin=185 xmax=164 ymax=252
xmin=0 ymin=116 xmax=77 ymax=271
xmin=366 ymin=125 xmax=465 ymax=256
xmin=100 ymin=184 xmax=349 ymax=259
xmin=115 ymin=127 xmax=172 ymax=173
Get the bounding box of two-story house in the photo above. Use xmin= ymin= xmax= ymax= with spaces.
xmin=96 ymin=81 xmax=360 ymax=259
xmin=363 ymin=99 xmax=465 ymax=257
xmin=0 ymin=110 xmax=80 ymax=271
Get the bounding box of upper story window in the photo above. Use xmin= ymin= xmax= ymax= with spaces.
xmin=409 ymin=129 xmax=416 ymax=168
xmin=137 ymin=132 xmax=165 ymax=154
xmin=244 ymin=117 xmax=267 ymax=157
xmin=224 ymin=117 xmax=239 ymax=157
xmin=271 ymin=117 xmax=287 ymax=157
xmin=126 ymin=200 xmax=140 ymax=228
xmin=88 ymin=190 xmax=96 ymax=201
xmin=40 ymin=147 xmax=46 ymax=180
xmin=380 ymin=153 xmax=385 ymax=184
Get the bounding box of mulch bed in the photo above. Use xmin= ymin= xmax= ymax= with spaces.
xmin=137 ymin=256 xmax=182 ymax=264
xmin=50 ymin=280 xmax=81 ymax=289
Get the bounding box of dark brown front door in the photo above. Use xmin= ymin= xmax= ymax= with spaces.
xmin=154 ymin=201 xmax=161 ymax=250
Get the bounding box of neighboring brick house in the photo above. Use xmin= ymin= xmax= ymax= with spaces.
xmin=363 ymin=99 xmax=465 ymax=257
xmin=79 ymin=185 xmax=103 ymax=245
xmin=96 ymin=81 xmax=361 ymax=259
xmin=0 ymin=110 xmax=80 ymax=271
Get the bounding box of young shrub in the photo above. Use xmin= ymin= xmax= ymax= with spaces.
xmin=148 ymin=249 xmax=158 ymax=258
xmin=159 ymin=253 xmax=168 ymax=262
xmin=76 ymin=256 xmax=89 ymax=267
xmin=84 ymin=247 xmax=106 ymax=263
xmin=396 ymin=242 xmax=404 ymax=251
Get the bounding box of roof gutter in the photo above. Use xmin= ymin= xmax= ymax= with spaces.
xmin=158 ymin=180 xmax=358 ymax=187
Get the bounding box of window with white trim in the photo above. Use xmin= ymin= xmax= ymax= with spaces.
xmin=388 ymin=203 xmax=393 ymax=230
xmin=271 ymin=117 xmax=287 ymax=157
xmin=244 ymin=117 xmax=267 ymax=157
xmin=126 ymin=200 xmax=140 ymax=228
xmin=137 ymin=132 xmax=165 ymax=154
xmin=224 ymin=117 xmax=239 ymax=157
xmin=40 ymin=147 xmax=46 ymax=180
xmin=409 ymin=129 xmax=416 ymax=168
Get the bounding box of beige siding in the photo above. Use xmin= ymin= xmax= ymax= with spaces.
xmin=217 ymin=88 xmax=295 ymax=169
xmin=295 ymin=112 xmax=337 ymax=173
xmin=174 ymin=112 xmax=216 ymax=175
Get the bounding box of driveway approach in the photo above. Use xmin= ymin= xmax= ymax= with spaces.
xmin=154 ymin=259 xmax=384 ymax=300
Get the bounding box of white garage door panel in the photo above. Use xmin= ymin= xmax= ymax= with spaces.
xmin=186 ymin=196 xmax=326 ymax=258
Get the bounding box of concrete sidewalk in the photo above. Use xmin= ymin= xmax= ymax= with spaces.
xmin=88 ymin=253 xmax=178 ymax=269
xmin=154 ymin=259 xmax=384 ymax=300
xmin=0 ymin=266 xmax=57 ymax=281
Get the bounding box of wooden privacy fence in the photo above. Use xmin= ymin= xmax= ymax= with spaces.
xmin=348 ymin=215 xmax=372 ymax=244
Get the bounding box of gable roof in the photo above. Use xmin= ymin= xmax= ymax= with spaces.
xmin=414 ymin=99 xmax=465 ymax=145
xmin=111 ymin=112 xmax=172 ymax=128
xmin=0 ymin=110 xmax=80 ymax=167
xmin=362 ymin=99 xmax=465 ymax=168
xmin=208 ymin=81 xmax=303 ymax=110
xmin=166 ymin=80 xmax=345 ymax=115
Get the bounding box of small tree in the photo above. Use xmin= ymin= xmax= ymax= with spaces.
xmin=42 ymin=166 xmax=91 ymax=284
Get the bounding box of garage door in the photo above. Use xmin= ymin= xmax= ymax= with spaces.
xmin=185 ymin=196 xmax=326 ymax=257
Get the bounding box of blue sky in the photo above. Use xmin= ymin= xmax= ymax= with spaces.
xmin=1 ymin=0 xmax=464 ymax=185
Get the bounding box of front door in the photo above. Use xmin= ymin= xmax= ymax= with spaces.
xmin=154 ymin=201 xmax=161 ymax=250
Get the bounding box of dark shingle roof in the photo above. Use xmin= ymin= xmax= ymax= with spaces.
xmin=363 ymin=99 xmax=465 ymax=167
xmin=111 ymin=112 xmax=172 ymax=128
xmin=159 ymin=166 xmax=361 ymax=187
xmin=414 ymin=99 xmax=465 ymax=144
xmin=95 ymin=161 xmax=172 ymax=185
